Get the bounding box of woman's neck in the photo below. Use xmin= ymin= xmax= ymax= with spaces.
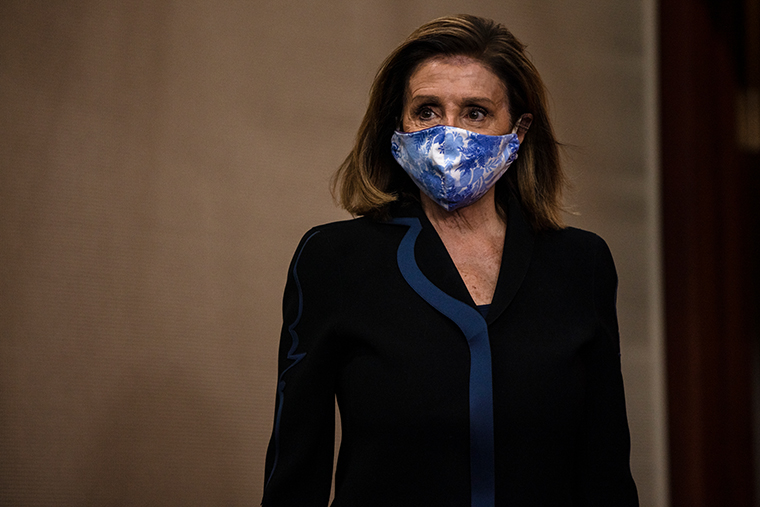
xmin=420 ymin=188 xmax=506 ymax=306
xmin=420 ymin=187 xmax=506 ymax=237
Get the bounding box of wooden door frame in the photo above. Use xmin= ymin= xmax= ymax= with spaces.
xmin=659 ymin=0 xmax=758 ymax=505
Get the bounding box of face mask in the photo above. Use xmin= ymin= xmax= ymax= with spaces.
xmin=391 ymin=123 xmax=522 ymax=212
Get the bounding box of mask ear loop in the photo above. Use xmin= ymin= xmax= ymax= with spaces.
xmin=511 ymin=113 xmax=533 ymax=135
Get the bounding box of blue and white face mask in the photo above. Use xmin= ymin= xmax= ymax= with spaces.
xmin=391 ymin=124 xmax=521 ymax=212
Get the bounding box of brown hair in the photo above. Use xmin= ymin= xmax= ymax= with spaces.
xmin=331 ymin=14 xmax=565 ymax=231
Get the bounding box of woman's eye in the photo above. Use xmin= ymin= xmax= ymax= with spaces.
xmin=466 ymin=108 xmax=487 ymax=121
xmin=418 ymin=108 xmax=435 ymax=120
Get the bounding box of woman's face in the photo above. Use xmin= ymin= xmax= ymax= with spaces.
xmin=401 ymin=56 xmax=515 ymax=137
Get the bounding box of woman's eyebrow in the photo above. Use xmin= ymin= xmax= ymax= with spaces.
xmin=408 ymin=94 xmax=499 ymax=106
xmin=407 ymin=94 xmax=441 ymax=104
xmin=460 ymin=96 xmax=498 ymax=106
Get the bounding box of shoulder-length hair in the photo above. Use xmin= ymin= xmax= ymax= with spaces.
xmin=332 ymin=14 xmax=565 ymax=231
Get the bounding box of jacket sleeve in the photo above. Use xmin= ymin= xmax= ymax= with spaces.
xmin=262 ymin=229 xmax=339 ymax=507
xmin=576 ymin=236 xmax=639 ymax=506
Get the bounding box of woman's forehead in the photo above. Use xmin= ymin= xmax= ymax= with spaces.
xmin=405 ymin=56 xmax=507 ymax=101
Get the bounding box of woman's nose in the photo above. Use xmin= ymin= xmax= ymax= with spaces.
xmin=440 ymin=113 xmax=462 ymax=129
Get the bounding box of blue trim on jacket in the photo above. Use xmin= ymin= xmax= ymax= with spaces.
xmin=266 ymin=230 xmax=321 ymax=488
xmin=390 ymin=217 xmax=495 ymax=507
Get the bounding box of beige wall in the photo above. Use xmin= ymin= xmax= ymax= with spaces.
xmin=0 ymin=1 xmax=666 ymax=505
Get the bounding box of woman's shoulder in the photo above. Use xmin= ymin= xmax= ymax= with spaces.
xmin=290 ymin=216 xmax=399 ymax=264
xmin=299 ymin=216 xmax=387 ymax=244
xmin=308 ymin=215 xmax=375 ymax=235
xmin=537 ymin=225 xmax=609 ymax=251
xmin=532 ymin=225 xmax=616 ymax=272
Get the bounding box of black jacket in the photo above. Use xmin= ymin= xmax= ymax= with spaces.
xmin=262 ymin=195 xmax=638 ymax=507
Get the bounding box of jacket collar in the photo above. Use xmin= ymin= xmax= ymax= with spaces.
xmin=386 ymin=193 xmax=535 ymax=324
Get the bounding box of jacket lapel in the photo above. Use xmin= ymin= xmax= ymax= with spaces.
xmin=487 ymin=193 xmax=535 ymax=324
xmin=387 ymin=193 xmax=535 ymax=323
xmin=405 ymin=204 xmax=476 ymax=306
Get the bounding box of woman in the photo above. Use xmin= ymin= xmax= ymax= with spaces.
xmin=262 ymin=14 xmax=638 ymax=507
